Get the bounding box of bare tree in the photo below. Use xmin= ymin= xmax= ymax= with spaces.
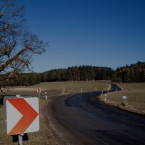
xmin=0 ymin=0 xmax=47 ymax=88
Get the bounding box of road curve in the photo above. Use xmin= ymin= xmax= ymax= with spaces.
xmin=50 ymin=84 xmax=145 ymax=145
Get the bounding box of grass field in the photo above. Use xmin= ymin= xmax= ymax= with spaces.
xmin=106 ymin=83 xmax=145 ymax=114
xmin=0 ymin=81 xmax=108 ymax=145
xmin=0 ymin=81 xmax=108 ymax=98
xmin=30 ymin=81 xmax=108 ymax=94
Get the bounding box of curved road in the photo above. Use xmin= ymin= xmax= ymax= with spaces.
xmin=50 ymin=84 xmax=145 ymax=145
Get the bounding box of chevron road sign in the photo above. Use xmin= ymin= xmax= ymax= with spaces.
xmin=6 ymin=97 xmax=39 ymax=135
xmin=37 ymin=88 xmax=41 ymax=93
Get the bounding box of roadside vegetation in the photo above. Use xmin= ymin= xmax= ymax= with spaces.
xmin=104 ymin=83 xmax=145 ymax=115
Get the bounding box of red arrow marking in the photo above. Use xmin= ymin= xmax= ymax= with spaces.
xmin=8 ymin=98 xmax=38 ymax=135
xmin=37 ymin=89 xmax=40 ymax=93
xmin=37 ymin=88 xmax=40 ymax=93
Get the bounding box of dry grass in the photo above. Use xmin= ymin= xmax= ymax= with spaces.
xmin=1 ymin=81 xmax=108 ymax=98
xmin=30 ymin=81 xmax=108 ymax=94
xmin=105 ymin=83 xmax=145 ymax=114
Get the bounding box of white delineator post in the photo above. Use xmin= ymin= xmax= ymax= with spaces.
xmin=122 ymin=96 xmax=127 ymax=106
xmin=104 ymin=94 xmax=107 ymax=101
xmin=45 ymin=92 xmax=47 ymax=99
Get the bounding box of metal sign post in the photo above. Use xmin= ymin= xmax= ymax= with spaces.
xmin=18 ymin=134 xmax=24 ymax=145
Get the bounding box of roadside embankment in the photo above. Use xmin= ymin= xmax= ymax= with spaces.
xmin=99 ymin=83 xmax=145 ymax=116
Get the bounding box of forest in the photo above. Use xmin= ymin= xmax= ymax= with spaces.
xmin=2 ymin=62 xmax=145 ymax=86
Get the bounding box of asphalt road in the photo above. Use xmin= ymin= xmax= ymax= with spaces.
xmin=50 ymin=84 xmax=145 ymax=145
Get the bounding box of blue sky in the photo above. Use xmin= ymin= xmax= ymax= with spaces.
xmin=21 ymin=0 xmax=145 ymax=72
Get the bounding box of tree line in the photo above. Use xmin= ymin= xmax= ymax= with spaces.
xmin=3 ymin=62 xmax=145 ymax=86
xmin=113 ymin=62 xmax=145 ymax=82
xmin=41 ymin=66 xmax=113 ymax=82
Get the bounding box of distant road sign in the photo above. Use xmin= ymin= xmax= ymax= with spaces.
xmin=37 ymin=88 xmax=41 ymax=93
xmin=6 ymin=97 xmax=39 ymax=135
